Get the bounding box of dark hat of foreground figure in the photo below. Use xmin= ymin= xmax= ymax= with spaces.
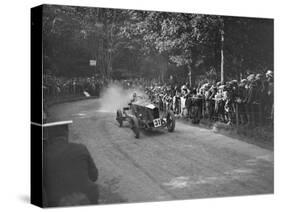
xmin=42 ymin=120 xmax=73 ymax=142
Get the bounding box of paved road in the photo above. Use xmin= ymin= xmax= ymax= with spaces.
xmin=48 ymin=98 xmax=273 ymax=204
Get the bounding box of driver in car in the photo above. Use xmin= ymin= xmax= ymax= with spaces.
xmin=131 ymin=92 xmax=138 ymax=103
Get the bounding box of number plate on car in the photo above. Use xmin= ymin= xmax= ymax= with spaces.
xmin=153 ymin=118 xmax=162 ymax=127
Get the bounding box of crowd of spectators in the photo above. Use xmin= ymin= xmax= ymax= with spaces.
xmin=143 ymin=70 xmax=273 ymax=127
xmin=43 ymin=70 xmax=273 ymax=128
xmin=43 ymin=74 xmax=106 ymax=98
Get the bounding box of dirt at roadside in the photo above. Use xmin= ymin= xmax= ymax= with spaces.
xmin=177 ymin=118 xmax=273 ymax=151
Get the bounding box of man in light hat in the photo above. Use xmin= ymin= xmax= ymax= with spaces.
xmin=255 ymin=74 xmax=264 ymax=125
xmin=214 ymin=85 xmax=226 ymax=122
xmin=247 ymin=74 xmax=255 ymax=82
xmin=246 ymin=74 xmax=255 ymax=126
xmin=246 ymin=73 xmax=263 ymax=126
xmin=266 ymin=70 xmax=273 ymax=79
xmin=180 ymin=85 xmax=189 ymax=117
xmin=207 ymin=83 xmax=218 ymax=121
xmin=265 ymin=70 xmax=274 ymax=122
xmin=237 ymin=79 xmax=248 ymax=125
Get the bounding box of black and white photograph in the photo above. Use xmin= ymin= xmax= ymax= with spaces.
xmin=32 ymin=2 xmax=274 ymax=208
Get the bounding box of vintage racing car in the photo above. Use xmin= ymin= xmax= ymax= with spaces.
xmin=116 ymin=96 xmax=175 ymax=138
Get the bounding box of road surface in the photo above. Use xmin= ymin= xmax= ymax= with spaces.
xmin=48 ymin=98 xmax=273 ymax=204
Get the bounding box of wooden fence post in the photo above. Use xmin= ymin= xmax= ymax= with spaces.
xmin=236 ymin=103 xmax=239 ymax=129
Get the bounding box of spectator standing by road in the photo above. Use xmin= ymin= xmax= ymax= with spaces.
xmin=265 ymin=70 xmax=274 ymax=123
xmin=237 ymin=79 xmax=248 ymax=125
xmin=43 ymin=125 xmax=99 ymax=207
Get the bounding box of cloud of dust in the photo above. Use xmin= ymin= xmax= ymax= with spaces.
xmin=98 ymin=83 xmax=146 ymax=113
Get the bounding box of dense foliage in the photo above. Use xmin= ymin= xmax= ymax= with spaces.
xmin=43 ymin=5 xmax=273 ymax=84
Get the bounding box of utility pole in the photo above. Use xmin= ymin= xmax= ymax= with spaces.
xmin=188 ymin=63 xmax=192 ymax=87
xmin=220 ymin=20 xmax=224 ymax=84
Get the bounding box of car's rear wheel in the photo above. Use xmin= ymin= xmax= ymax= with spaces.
xmin=167 ymin=110 xmax=175 ymax=132
xmin=130 ymin=116 xmax=140 ymax=138
xmin=116 ymin=109 xmax=123 ymax=127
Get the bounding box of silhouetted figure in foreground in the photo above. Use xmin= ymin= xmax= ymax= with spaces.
xmin=43 ymin=122 xmax=99 ymax=207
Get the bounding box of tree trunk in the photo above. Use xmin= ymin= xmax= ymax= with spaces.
xmin=220 ymin=20 xmax=224 ymax=83
xmin=188 ymin=64 xmax=192 ymax=87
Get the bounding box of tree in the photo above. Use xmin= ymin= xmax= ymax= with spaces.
xmin=43 ymin=5 xmax=273 ymax=83
xmin=43 ymin=5 xmax=133 ymax=77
